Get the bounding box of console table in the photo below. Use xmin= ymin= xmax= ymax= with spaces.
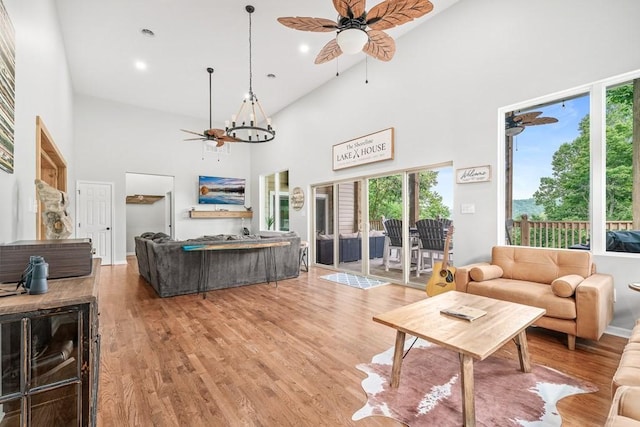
xmin=0 ymin=259 xmax=101 ymax=426
xmin=183 ymin=241 xmax=290 ymax=298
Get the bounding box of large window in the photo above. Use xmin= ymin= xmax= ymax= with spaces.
xmin=505 ymin=94 xmax=591 ymax=248
xmin=503 ymin=69 xmax=640 ymax=255
xmin=605 ymin=79 xmax=638 ymax=254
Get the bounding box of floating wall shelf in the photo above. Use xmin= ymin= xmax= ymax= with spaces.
xmin=189 ymin=210 xmax=253 ymax=219
xmin=126 ymin=194 xmax=164 ymax=204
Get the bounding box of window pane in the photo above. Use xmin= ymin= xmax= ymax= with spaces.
xmin=337 ymin=181 xmax=362 ymax=273
xmin=408 ymin=166 xmax=454 ymax=287
xmin=31 ymin=312 xmax=80 ymax=388
xmin=506 ymin=95 xmax=590 ymax=248
xmin=278 ymin=171 xmax=289 ymax=231
xmin=314 ymin=185 xmax=334 ymax=265
xmin=605 ymin=81 xmax=638 ymax=254
xmin=0 ymin=320 xmax=22 ymax=397
xmin=264 ymin=174 xmax=275 ymax=230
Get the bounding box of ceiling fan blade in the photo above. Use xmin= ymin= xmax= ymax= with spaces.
xmin=513 ymin=111 xmax=542 ymax=123
xmin=206 ymin=128 xmax=225 ymax=138
xmin=315 ymin=39 xmax=343 ymax=64
xmin=362 ymin=30 xmax=395 ymax=61
xmin=184 ymin=137 xmax=205 ymax=141
xmin=181 ymin=129 xmax=204 ymax=137
xmin=367 ymin=0 xmax=434 ymax=30
xmin=219 ymin=135 xmax=242 ymax=143
xmin=216 ymin=140 xmax=225 ymax=148
xmin=525 ymin=117 xmax=559 ymax=126
xmin=277 ymin=17 xmax=337 ymax=32
xmin=333 ymin=0 xmax=366 ymax=19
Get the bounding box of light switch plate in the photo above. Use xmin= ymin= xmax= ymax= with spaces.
xmin=460 ymin=203 xmax=475 ymax=214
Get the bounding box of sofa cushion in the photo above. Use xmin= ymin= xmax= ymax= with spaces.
xmin=551 ymin=274 xmax=584 ymax=298
xmin=467 ymin=278 xmax=577 ymax=319
xmin=470 ymin=265 xmax=503 ymax=282
xmin=491 ymin=246 xmax=592 ymax=284
xmin=612 ymin=343 xmax=640 ymax=395
xmin=630 ymin=320 xmax=640 ymax=343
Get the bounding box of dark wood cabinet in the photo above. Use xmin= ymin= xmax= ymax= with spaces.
xmin=0 ymin=260 xmax=100 ymax=426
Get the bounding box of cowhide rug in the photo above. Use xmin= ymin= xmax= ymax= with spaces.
xmin=353 ymin=338 xmax=597 ymax=426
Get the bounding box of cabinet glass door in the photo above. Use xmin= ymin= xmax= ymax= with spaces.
xmin=0 ymin=310 xmax=82 ymax=427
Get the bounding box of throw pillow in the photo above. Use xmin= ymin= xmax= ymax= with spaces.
xmin=551 ymin=274 xmax=584 ymax=298
xmin=470 ymin=265 xmax=504 ymax=281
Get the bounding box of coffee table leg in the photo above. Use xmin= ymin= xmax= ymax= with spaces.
xmin=460 ymin=353 xmax=476 ymax=427
xmin=514 ymin=330 xmax=532 ymax=373
xmin=390 ymin=330 xmax=406 ymax=388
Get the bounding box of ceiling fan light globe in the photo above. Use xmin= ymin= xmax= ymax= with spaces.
xmin=505 ymin=125 xmax=525 ymax=137
xmin=336 ymin=28 xmax=368 ymax=54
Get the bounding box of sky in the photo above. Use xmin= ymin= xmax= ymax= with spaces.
xmin=511 ymin=95 xmax=590 ymax=200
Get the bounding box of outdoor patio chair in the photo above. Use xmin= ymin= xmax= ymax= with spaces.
xmin=415 ymin=218 xmax=453 ymax=277
xmin=382 ymin=219 xmax=419 ymax=271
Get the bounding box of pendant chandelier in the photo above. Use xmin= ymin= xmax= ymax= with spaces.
xmin=225 ymin=5 xmax=275 ymax=143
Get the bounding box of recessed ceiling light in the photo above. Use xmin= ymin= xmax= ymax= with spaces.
xmin=134 ymin=60 xmax=147 ymax=71
xmin=299 ymin=44 xmax=310 ymax=54
xmin=141 ymin=28 xmax=155 ymax=37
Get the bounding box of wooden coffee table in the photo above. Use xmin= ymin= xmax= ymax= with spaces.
xmin=373 ymin=291 xmax=545 ymax=427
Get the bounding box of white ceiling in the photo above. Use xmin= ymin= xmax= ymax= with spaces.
xmin=55 ymin=0 xmax=459 ymax=127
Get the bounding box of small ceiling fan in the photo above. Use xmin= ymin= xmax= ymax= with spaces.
xmin=181 ymin=68 xmax=240 ymax=147
xmin=277 ymin=0 xmax=434 ymax=64
xmin=505 ymin=111 xmax=558 ymax=136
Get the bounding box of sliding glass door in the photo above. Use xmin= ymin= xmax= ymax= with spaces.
xmin=311 ymin=164 xmax=453 ymax=288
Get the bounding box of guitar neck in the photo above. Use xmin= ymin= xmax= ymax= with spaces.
xmin=441 ymin=227 xmax=453 ymax=269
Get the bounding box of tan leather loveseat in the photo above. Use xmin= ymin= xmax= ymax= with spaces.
xmin=455 ymin=246 xmax=614 ymax=349
xmin=606 ymin=320 xmax=640 ymax=426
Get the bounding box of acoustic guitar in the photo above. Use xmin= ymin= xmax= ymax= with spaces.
xmin=426 ymin=225 xmax=455 ymax=297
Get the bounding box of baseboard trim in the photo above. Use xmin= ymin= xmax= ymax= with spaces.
xmin=606 ymin=325 xmax=632 ymax=338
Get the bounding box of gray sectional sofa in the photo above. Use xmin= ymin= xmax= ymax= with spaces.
xmin=134 ymin=231 xmax=301 ymax=297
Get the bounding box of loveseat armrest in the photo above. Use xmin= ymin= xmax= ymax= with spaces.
xmin=575 ymin=272 xmax=614 ymax=340
xmin=454 ymin=262 xmax=490 ymax=293
xmin=605 ymin=386 xmax=640 ymax=426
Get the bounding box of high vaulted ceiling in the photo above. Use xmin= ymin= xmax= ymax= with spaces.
xmin=54 ymin=0 xmax=459 ymax=126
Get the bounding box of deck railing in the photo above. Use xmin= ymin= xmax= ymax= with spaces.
xmin=508 ymin=215 xmax=635 ymax=248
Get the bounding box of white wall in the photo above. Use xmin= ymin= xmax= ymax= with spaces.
xmin=73 ymin=94 xmax=252 ymax=263
xmin=0 ymin=0 xmax=74 ymax=243
xmin=252 ymin=0 xmax=640 ymax=330
xmin=125 ymin=173 xmax=174 ymax=254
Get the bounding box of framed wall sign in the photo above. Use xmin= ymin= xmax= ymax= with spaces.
xmin=290 ymin=187 xmax=304 ymax=211
xmin=333 ymin=127 xmax=394 ymax=171
xmin=456 ymin=165 xmax=491 ymax=184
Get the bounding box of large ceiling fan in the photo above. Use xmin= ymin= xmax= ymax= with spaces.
xmin=505 ymin=111 xmax=559 ymax=137
xmin=277 ymin=0 xmax=434 ymax=64
xmin=181 ymin=68 xmax=240 ymax=147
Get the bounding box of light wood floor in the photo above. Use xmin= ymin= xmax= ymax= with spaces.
xmin=96 ymin=258 xmax=627 ymax=426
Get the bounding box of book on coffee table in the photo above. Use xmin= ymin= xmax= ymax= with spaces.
xmin=440 ymin=305 xmax=487 ymax=322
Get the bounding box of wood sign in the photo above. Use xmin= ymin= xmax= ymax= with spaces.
xmin=290 ymin=187 xmax=304 ymax=211
xmin=333 ymin=128 xmax=394 ymax=171
xmin=456 ymin=165 xmax=491 ymax=184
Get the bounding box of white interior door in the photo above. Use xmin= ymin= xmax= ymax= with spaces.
xmin=76 ymin=181 xmax=113 ymax=265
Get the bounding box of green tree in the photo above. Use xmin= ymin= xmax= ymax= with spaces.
xmin=533 ymin=85 xmax=633 ymax=221
xmin=368 ymin=171 xmax=450 ymax=221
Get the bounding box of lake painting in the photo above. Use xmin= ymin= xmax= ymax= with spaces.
xmin=198 ymin=176 xmax=245 ymax=205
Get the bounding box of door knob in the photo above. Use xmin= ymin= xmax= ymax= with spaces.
xmin=106 ymin=227 xmax=111 ymax=230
